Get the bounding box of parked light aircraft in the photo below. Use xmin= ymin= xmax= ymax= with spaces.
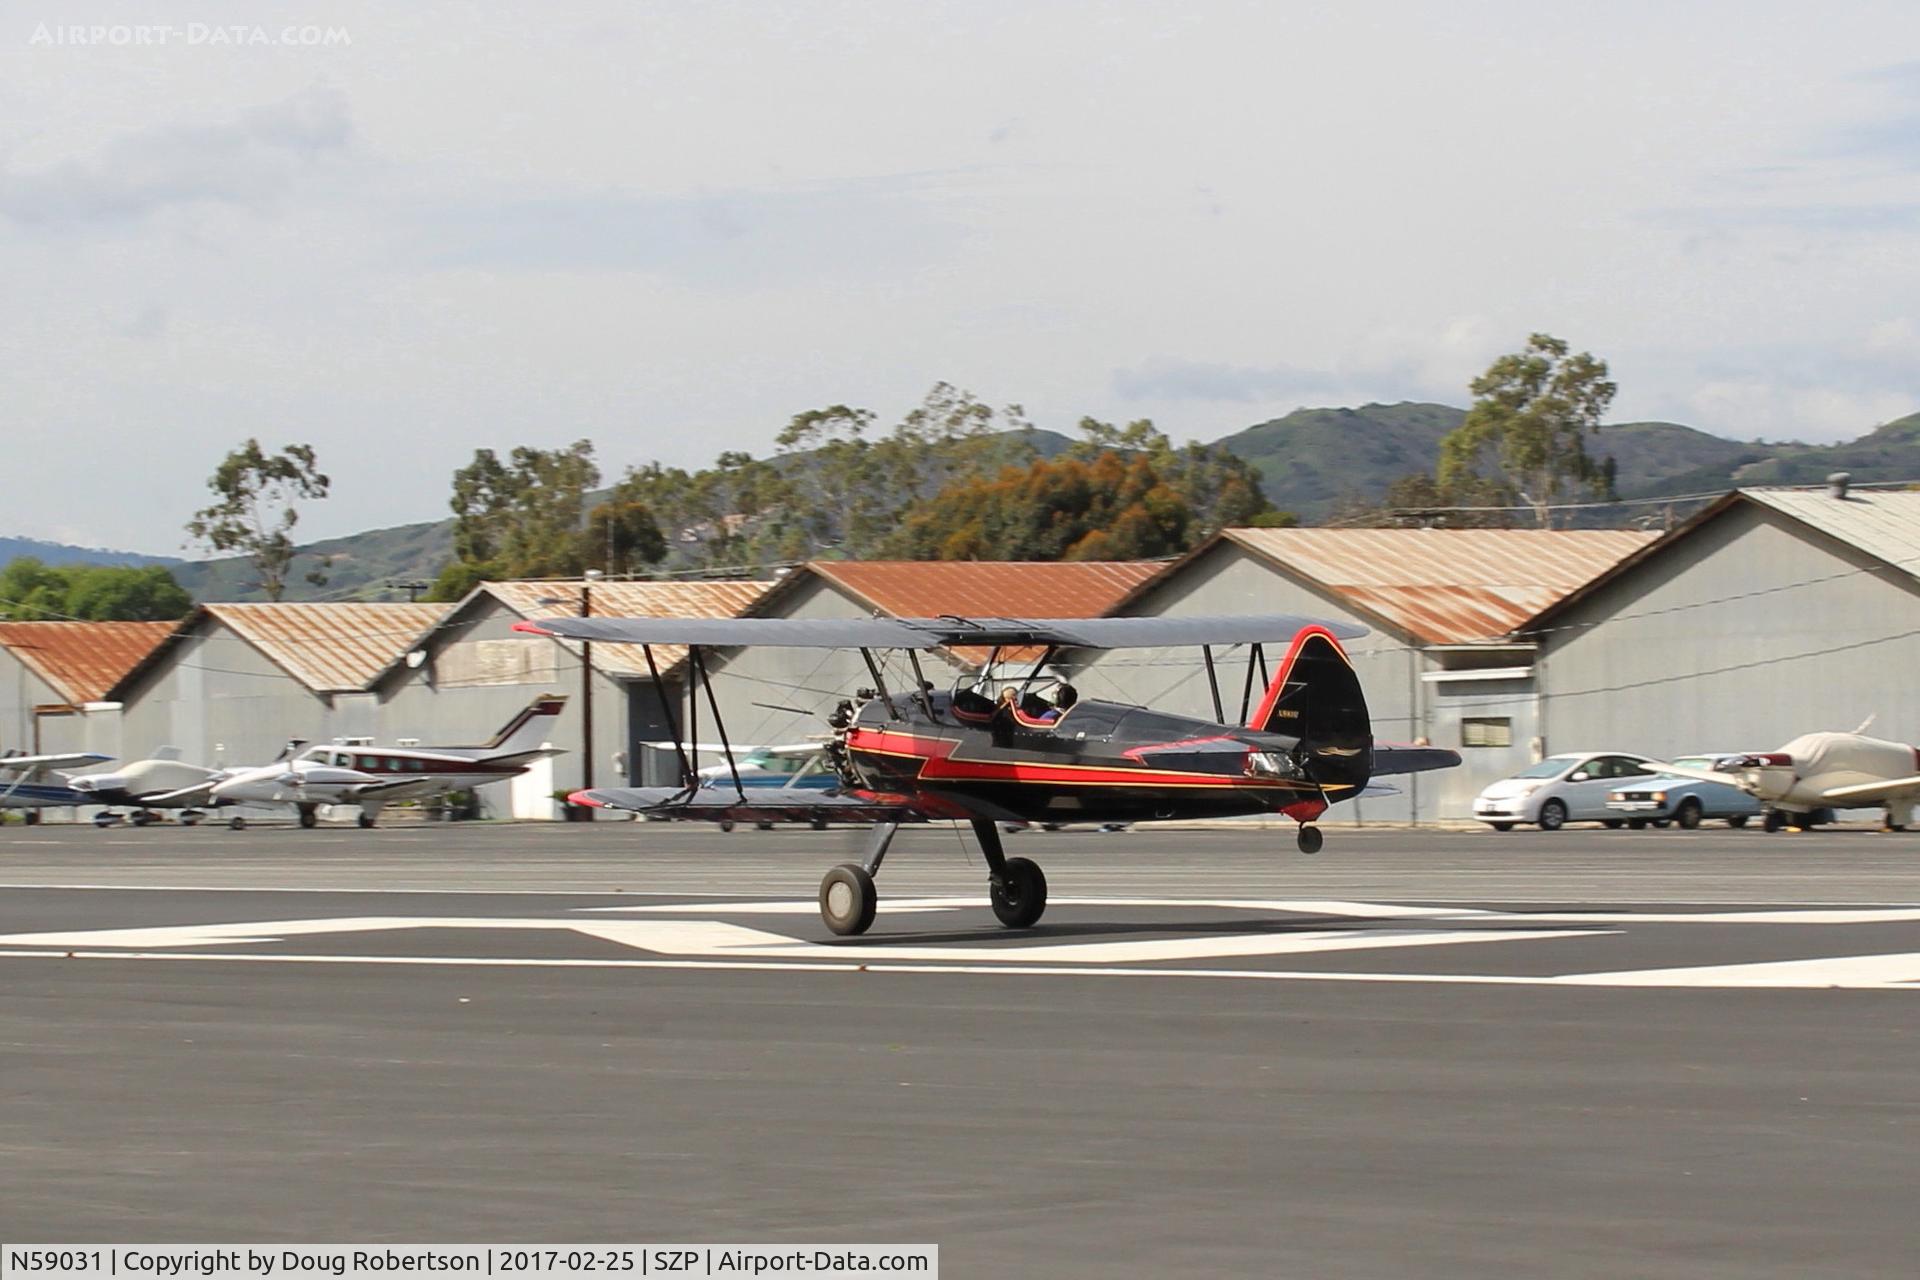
xmin=515 ymin=612 xmax=1460 ymax=936
xmin=647 ymin=740 xmax=836 ymax=831
xmin=68 ymin=748 xmax=230 ymax=826
xmin=0 ymin=751 xmax=113 ymax=812
xmin=1655 ymin=729 xmax=1920 ymax=831
xmin=207 ymin=695 xmax=569 ymax=829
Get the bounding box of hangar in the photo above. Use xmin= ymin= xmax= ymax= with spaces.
xmin=373 ymin=578 xmax=773 ymax=815
xmin=0 ymin=621 xmax=172 ymax=760
xmin=1087 ymin=527 xmax=1655 ymax=823
xmin=106 ymin=603 xmax=447 ymax=769
xmin=1519 ymin=482 xmax=1920 ymax=757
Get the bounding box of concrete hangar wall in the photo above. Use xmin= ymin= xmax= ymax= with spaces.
xmin=1524 ymin=486 xmax=1920 ymax=757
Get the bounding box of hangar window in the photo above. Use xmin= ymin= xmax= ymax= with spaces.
xmin=1461 ymin=717 xmax=1512 ymax=748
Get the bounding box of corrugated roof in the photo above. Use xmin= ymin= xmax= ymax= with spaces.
xmin=802 ymin=561 xmax=1164 ymax=619
xmin=0 ymin=621 xmax=174 ymax=704
xmin=485 ymin=579 xmax=775 ymax=677
xmin=204 ymin=603 xmax=450 ymax=692
xmin=1742 ymin=487 xmax=1920 ymax=577
xmin=1220 ymin=528 xmax=1657 ymax=643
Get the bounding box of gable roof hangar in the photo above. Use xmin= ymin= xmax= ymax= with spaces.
xmin=1518 ymin=484 xmax=1920 ymax=636
xmin=1119 ymin=527 xmax=1657 ymax=645
xmin=109 ymin=602 xmax=450 ymax=700
xmin=0 ymin=620 xmax=175 ymax=705
xmin=384 ymin=579 xmax=778 ymax=685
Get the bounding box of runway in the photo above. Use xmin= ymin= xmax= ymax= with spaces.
xmin=3 ymin=823 xmax=1919 ymax=1276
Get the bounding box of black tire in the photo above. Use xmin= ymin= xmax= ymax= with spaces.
xmin=755 ymin=821 xmax=775 ymax=831
xmin=819 ymin=863 xmax=877 ymax=936
xmin=1650 ymin=818 xmax=1672 ymax=829
xmin=1762 ymin=809 xmax=1785 ymax=833
xmin=990 ymin=856 xmax=1048 ymax=928
xmin=130 ymin=811 xmax=153 ymax=827
xmin=810 ymin=815 xmax=828 ymax=831
xmin=1674 ymin=798 xmax=1703 ymax=830
xmin=93 ymin=813 xmax=114 ymax=828
xmin=1296 ymin=825 xmax=1324 ymax=854
xmin=1488 ymin=822 xmax=1515 ymax=832
xmin=718 ymin=819 xmax=736 ymax=833
xmin=1627 ymin=819 xmax=1647 ymax=830
xmin=1537 ymin=800 xmax=1568 ymax=832
xmin=228 ymin=816 xmax=247 ymax=831
xmin=1602 ymin=819 xmax=1625 ymax=829
xmin=1726 ymin=814 xmax=1749 ymax=829
xmin=298 ymin=805 xmax=319 ymax=829
xmin=357 ymin=813 xmax=376 ymax=829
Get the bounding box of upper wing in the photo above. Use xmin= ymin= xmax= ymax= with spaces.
xmin=0 ymin=751 xmax=111 ymax=775
xmin=516 ymin=614 xmax=1367 ymax=650
xmin=570 ymin=786 xmax=930 ymax=824
xmin=641 ymin=741 xmax=825 ymax=758
xmin=1818 ymin=774 xmax=1920 ymax=804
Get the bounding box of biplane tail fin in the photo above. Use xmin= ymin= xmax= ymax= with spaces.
xmin=1250 ymin=626 xmax=1374 ymax=786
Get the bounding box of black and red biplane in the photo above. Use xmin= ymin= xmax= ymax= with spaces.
xmin=515 ymin=613 xmax=1459 ymax=935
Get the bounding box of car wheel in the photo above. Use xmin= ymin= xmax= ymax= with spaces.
xmin=1726 ymin=814 xmax=1749 ymax=829
xmin=1674 ymin=798 xmax=1703 ymax=830
xmin=1488 ymin=822 xmax=1515 ymax=833
xmin=1537 ymin=799 xmax=1567 ymax=832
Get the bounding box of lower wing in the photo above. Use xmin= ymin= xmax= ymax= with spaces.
xmin=570 ymin=787 xmax=930 ymax=825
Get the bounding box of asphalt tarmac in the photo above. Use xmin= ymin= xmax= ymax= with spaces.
xmin=3 ymin=821 xmax=1919 ymax=1277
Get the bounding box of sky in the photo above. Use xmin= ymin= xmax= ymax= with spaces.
xmin=4 ymin=0 xmax=1920 ymax=553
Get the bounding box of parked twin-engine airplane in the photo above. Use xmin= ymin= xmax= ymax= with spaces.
xmin=516 ymin=613 xmax=1460 ymax=936
xmin=67 ymin=748 xmax=226 ymax=825
xmin=206 ymin=695 xmax=569 ymax=828
xmin=1656 ymin=728 xmax=1920 ymax=831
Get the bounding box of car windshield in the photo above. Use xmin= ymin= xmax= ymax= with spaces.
xmin=1512 ymin=759 xmax=1571 ymax=780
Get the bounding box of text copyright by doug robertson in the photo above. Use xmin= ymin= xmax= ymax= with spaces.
xmin=3 ymin=1248 xmax=936 ymax=1280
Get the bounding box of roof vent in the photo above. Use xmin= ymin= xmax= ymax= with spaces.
xmin=1827 ymin=471 xmax=1852 ymax=500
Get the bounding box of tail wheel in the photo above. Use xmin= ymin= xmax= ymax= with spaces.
xmin=1674 ymin=798 xmax=1703 ymax=830
xmin=1537 ymin=799 xmax=1568 ymax=831
xmin=819 ymin=863 xmax=877 ymax=936
xmin=990 ymin=856 xmax=1048 ymax=929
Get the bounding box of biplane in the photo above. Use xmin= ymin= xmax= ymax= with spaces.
xmin=515 ymin=613 xmax=1460 ymax=935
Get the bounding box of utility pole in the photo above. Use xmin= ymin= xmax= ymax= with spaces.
xmin=580 ymin=569 xmax=601 ymax=818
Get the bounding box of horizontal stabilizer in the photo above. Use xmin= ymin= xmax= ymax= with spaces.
xmin=1371 ymin=745 xmax=1462 ymax=776
xmin=570 ymin=786 xmax=928 ymax=825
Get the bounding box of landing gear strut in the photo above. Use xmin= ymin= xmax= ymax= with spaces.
xmin=1296 ymin=824 xmax=1324 ymax=855
xmin=975 ymin=818 xmax=1047 ymax=929
xmin=819 ymin=822 xmax=898 ymax=936
xmin=298 ymin=804 xmax=319 ymax=829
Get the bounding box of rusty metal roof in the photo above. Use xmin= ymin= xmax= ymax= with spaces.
xmin=1220 ymin=528 xmax=1657 ymax=643
xmin=485 ymin=579 xmax=775 ymax=677
xmin=201 ymin=603 xmax=450 ymax=692
xmin=0 ymin=621 xmax=174 ymax=704
xmin=800 ymin=561 xmax=1164 ymax=619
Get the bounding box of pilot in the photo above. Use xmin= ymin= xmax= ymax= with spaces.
xmin=1055 ymin=684 xmax=1078 ymax=712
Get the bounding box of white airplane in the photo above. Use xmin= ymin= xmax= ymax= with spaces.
xmin=67 ymin=747 xmax=233 ymax=826
xmin=1655 ymin=728 xmax=1920 ymax=832
xmin=0 ymin=750 xmax=114 ymax=812
xmin=207 ymin=695 xmax=568 ymax=829
xmin=644 ymin=740 xmax=836 ymax=830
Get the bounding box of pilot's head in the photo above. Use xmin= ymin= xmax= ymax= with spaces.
xmin=1056 ymin=683 xmax=1078 ymax=709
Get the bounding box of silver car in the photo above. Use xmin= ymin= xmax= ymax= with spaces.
xmin=1472 ymin=752 xmax=1660 ymax=831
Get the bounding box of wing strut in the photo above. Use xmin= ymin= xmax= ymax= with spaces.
xmin=1202 ymin=644 xmax=1225 ymax=724
xmin=690 ymin=645 xmax=745 ymax=800
xmin=859 ymin=648 xmax=901 ymax=722
xmin=1238 ymin=644 xmax=1266 ymax=724
xmin=641 ymin=643 xmax=695 ymax=788
xmin=905 ymin=650 xmax=939 ymax=720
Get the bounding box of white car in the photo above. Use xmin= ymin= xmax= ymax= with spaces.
xmin=1472 ymin=752 xmax=1661 ymax=831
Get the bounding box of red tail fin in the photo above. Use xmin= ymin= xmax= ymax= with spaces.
xmin=1249 ymin=626 xmax=1352 ymax=733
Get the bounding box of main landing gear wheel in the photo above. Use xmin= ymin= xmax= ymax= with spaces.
xmin=819 ymin=863 xmax=877 ymax=936
xmin=228 ymin=816 xmax=247 ymax=831
xmin=1762 ymin=809 xmax=1786 ymax=833
xmin=129 ymin=810 xmax=154 ymax=827
xmin=357 ymin=812 xmax=377 ymax=829
xmin=990 ymin=857 xmax=1048 ymax=929
xmin=298 ymin=804 xmax=319 ymax=829
xmin=1296 ymin=824 xmax=1324 ymax=854
xmin=93 ymin=812 xmax=117 ymax=828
